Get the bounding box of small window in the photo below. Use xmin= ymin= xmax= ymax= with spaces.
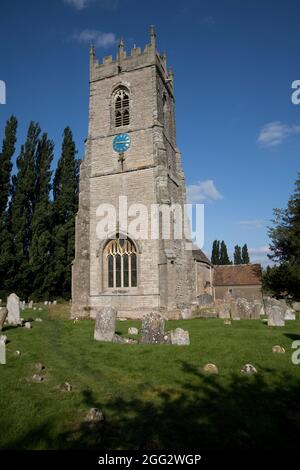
xmin=114 ymin=88 xmax=130 ymax=127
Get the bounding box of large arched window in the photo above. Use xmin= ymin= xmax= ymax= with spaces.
xmin=114 ymin=88 xmax=130 ymax=127
xmin=105 ymin=236 xmax=137 ymax=288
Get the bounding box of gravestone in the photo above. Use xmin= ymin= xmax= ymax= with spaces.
xmin=218 ymin=303 xmax=231 ymax=319
xmin=251 ymin=302 xmax=262 ymax=320
xmin=7 ymin=293 xmax=20 ymax=325
xmin=128 ymin=327 xmax=139 ymax=335
xmin=170 ymin=328 xmax=190 ymax=345
xmin=272 ymin=345 xmax=285 ymax=354
xmin=28 ymin=301 xmax=33 ymax=309
xmin=266 ymin=305 xmax=285 ymax=327
xmin=284 ymin=308 xmax=296 ymax=320
xmin=197 ymin=293 xmax=213 ymax=307
xmin=236 ymin=298 xmax=252 ymax=319
xmin=94 ymin=307 xmax=116 ymax=342
xmin=292 ymin=302 xmax=300 ymax=311
xmin=140 ymin=312 xmax=165 ymax=344
xmin=0 ymin=307 xmax=8 ymax=331
xmin=240 ymin=364 xmax=257 ymax=374
xmin=203 ymin=363 xmax=219 ymax=374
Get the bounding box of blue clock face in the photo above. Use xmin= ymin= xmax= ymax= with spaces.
xmin=113 ymin=133 xmax=131 ymax=153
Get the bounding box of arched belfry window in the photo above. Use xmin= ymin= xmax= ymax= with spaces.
xmin=114 ymin=88 xmax=130 ymax=127
xmin=105 ymin=236 xmax=137 ymax=288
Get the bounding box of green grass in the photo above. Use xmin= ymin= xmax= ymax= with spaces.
xmin=1 ymin=307 xmax=300 ymax=450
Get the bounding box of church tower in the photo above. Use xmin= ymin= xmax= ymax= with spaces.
xmin=71 ymin=26 xmax=196 ymax=319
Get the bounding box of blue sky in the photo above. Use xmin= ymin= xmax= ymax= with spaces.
xmin=0 ymin=0 xmax=299 ymax=265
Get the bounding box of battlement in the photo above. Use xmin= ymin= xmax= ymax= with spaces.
xmin=90 ymin=26 xmax=174 ymax=89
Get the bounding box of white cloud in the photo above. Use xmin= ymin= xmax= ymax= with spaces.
xmin=63 ymin=0 xmax=119 ymax=10
xmin=63 ymin=0 xmax=92 ymax=10
xmin=248 ymin=246 xmax=272 ymax=266
xmin=187 ymin=180 xmax=223 ymax=204
xmin=73 ymin=29 xmax=117 ymax=48
xmin=237 ymin=219 xmax=264 ymax=229
xmin=257 ymin=121 xmax=300 ymax=148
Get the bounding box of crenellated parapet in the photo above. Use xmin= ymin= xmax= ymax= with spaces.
xmin=89 ymin=26 xmax=174 ymax=93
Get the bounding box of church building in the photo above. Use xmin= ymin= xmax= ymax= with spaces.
xmin=71 ymin=27 xmax=213 ymax=319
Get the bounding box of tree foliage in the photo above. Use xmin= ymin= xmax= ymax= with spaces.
xmin=234 ymin=245 xmax=242 ymax=264
xmin=0 ymin=118 xmax=79 ymax=300
xmin=264 ymin=173 xmax=300 ymax=299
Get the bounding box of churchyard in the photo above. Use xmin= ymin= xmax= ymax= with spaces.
xmin=0 ymin=301 xmax=300 ymax=450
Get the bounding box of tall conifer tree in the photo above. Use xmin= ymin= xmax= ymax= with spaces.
xmin=10 ymin=122 xmax=41 ymax=296
xmin=234 ymin=245 xmax=242 ymax=264
xmin=211 ymin=240 xmax=220 ymax=265
xmin=51 ymin=127 xmax=79 ymax=298
xmin=0 ymin=116 xmax=18 ymax=295
xmin=29 ymin=133 xmax=54 ymax=298
xmin=220 ymin=240 xmax=231 ymax=265
xmin=241 ymin=243 xmax=250 ymax=264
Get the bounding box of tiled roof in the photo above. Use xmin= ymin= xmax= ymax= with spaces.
xmin=214 ymin=264 xmax=262 ymax=286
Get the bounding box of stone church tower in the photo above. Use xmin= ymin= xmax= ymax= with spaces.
xmin=71 ymin=27 xmax=196 ymax=319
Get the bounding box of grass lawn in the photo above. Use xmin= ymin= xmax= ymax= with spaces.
xmin=1 ymin=305 xmax=300 ymax=450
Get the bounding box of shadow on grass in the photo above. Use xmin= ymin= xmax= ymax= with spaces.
xmin=5 ymin=362 xmax=300 ymax=450
xmin=284 ymin=333 xmax=300 ymax=341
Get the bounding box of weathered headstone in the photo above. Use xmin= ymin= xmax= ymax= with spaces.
xmin=140 ymin=312 xmax=165 ymax=344
xmin=170 ymin=328 xmax=190 ymax=345
xmin=292 ymin=301 xmax=300 ymax=311
xmin=181 ymin=307 xmax=193 ymax=319
xmin=218 ymin=303 xmax=231 ymax=319
xmin=60 ymin=382 xmax=72 ymax=392
xmin=53 ymin=300 xmax=57 ymax=305
xmin=251 ymin=302 xmax=262 ymax=320
xmin=236 ymin=298 xmax=252 ymax=319
xmin=24 ymin=322 xmax=32 ymax=329
xmin=197 ymin=293 xmax=213 ymax=307
xmin=7 ymin=293 xmax=20 ymax=325
xmin=0 ymin=307 xmax=8 ymax=331
xmin=85 ymin=408 xmax=104 ymax=423
xmin=272 ymin=345 xmax=285 ymax=354
xmin=230 ymin=301 xmax=240 ymax=320
xmin=94 ymin=306 xmax=116 ymax=342
xmin=240 ymin=364 xmax=257 ymax=375
xmin=0 ymin=335 xmax=7 ymax=344
xmin=32 ymin=374 xmax=43 ymax=382
xmin=28 ymin=300 xmax=33 ymax=309
xmin=113 ymin=334 xmax=137 ymax=344
xmin=284 ymin=308 xmax=296 ymax=320
xmin=128 ymin=327 xmax=139 ymax=335
xmin=203 ymin=363 xmax=219 ymax=374
xmin=266 ymin=305 xmax=285 ymax=327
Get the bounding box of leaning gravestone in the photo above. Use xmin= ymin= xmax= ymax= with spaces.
xmin=140 ymin=312 xmax=165 ymax=344
xmin=7 ymin=293 xmax=20 ymax=325
xmin=170 ymin=328 xmax=190 ymax=345
xmin=94 ymin=306 xmax=116 ymax=342
xmin=0 ymin=307 xmax=8 ymax=331
xmin=266 ymin=305 xmax=285 ymax=327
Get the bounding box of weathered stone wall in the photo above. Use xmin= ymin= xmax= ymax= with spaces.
xmin=214 ymin=285 xmax=263 ymax=302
